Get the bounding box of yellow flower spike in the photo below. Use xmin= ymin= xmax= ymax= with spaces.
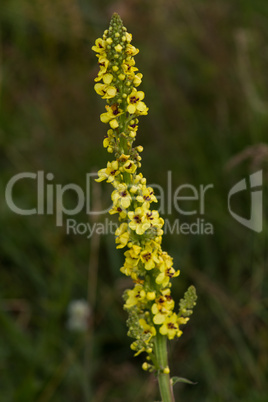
xmin=93 ymin=14 xmax=197 ymax=393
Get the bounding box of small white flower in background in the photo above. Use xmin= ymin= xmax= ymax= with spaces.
xmin=67 ymin=299 xmax=91 ymax=332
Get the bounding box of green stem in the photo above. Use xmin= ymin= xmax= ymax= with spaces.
xmin=154 ymin=332 xmax=175 ymax=402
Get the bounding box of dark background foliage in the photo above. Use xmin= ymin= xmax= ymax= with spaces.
xmin=0 ymin=0 xmax=267 ymax=401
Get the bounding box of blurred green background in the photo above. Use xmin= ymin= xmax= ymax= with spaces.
xmin=0 ymin=0 xmax=267 ymax=401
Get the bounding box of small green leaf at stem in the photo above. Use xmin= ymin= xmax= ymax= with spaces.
xmin=171 ymin=376 xmax=197 ymax=386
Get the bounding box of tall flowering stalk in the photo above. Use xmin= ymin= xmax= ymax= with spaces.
xmin=92 ymin=13 xmax=197 ymax=402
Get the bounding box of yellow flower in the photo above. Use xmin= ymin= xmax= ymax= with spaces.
xmin=128 ymin=207 xmax=150 ymax=235
xmin=125 ymin=32 xmax=132 ymax=42
xmin=92 ymin=38 xmax=106 ymax=53
xmin=117 ymin=153 xmax=130 ymax=164
xmin=102 ymin=73 xmax=114 ymax=84
xmin=128 ymin=119 xmax=139 ymax=133
xmin=127 ymin=90 xmax=148 ymax=115
xmin=120 ymin=260 xmax=133 ymax=277
xmin=100 ymin=104 xmax=123 ymax=125
xmin=95 ymin=160 xmax=120 ymax=183
xmin=133 ymin=73 xmax=143 ymax=87
xmin=112 ymin=184 xmax=132 ymax=209
xmin=152 ymin=291 xmax=174 ymax=325
xmin=140 ymin=244 xmax=159 ymax=270
xmin=109 ymin=204 xmax=127 ymax=219
xmin=122 ymin=59 xmax=138 ymax=76
xmin=124 ymin=244 xmax=141 ymax=267
xmin=155 ymin=252 xmax=180 ymax=286
xmin=126 ymin=244 xmax=141 ymax=259
xmin=145 ymin=210 xmax=163 ymax=227
xmin=116 ymin=231 xmax=130 ymax=249
xmin=94 ymin=83 xmax=117 ymax=99
xmin=126 ymin=43 xmax=139 ymax=56
xmin=136 ymin=186 xmax=157 ymax=205
xmin=110 ymin=119 xmax=119 ymax=129
xmin=159 ymin=313 xmax=180 ymax=340
xmin=120 ymin=244 xmax=142 ymax=276
xmin=125 ymin=284 xmax=146 ymax=309
xmin=94 ymin=58 xmax=109 ymax=83
xmin=123 ymin=160 xmax=137 ymax=174
xmin=139 ymin=318 xmax=156 ymax=341
xmin=115 ymin=222 xmax=127 ymax=236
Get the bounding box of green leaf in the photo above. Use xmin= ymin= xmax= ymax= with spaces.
xmin=171 ymin=376 xmax=197 ymax=386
